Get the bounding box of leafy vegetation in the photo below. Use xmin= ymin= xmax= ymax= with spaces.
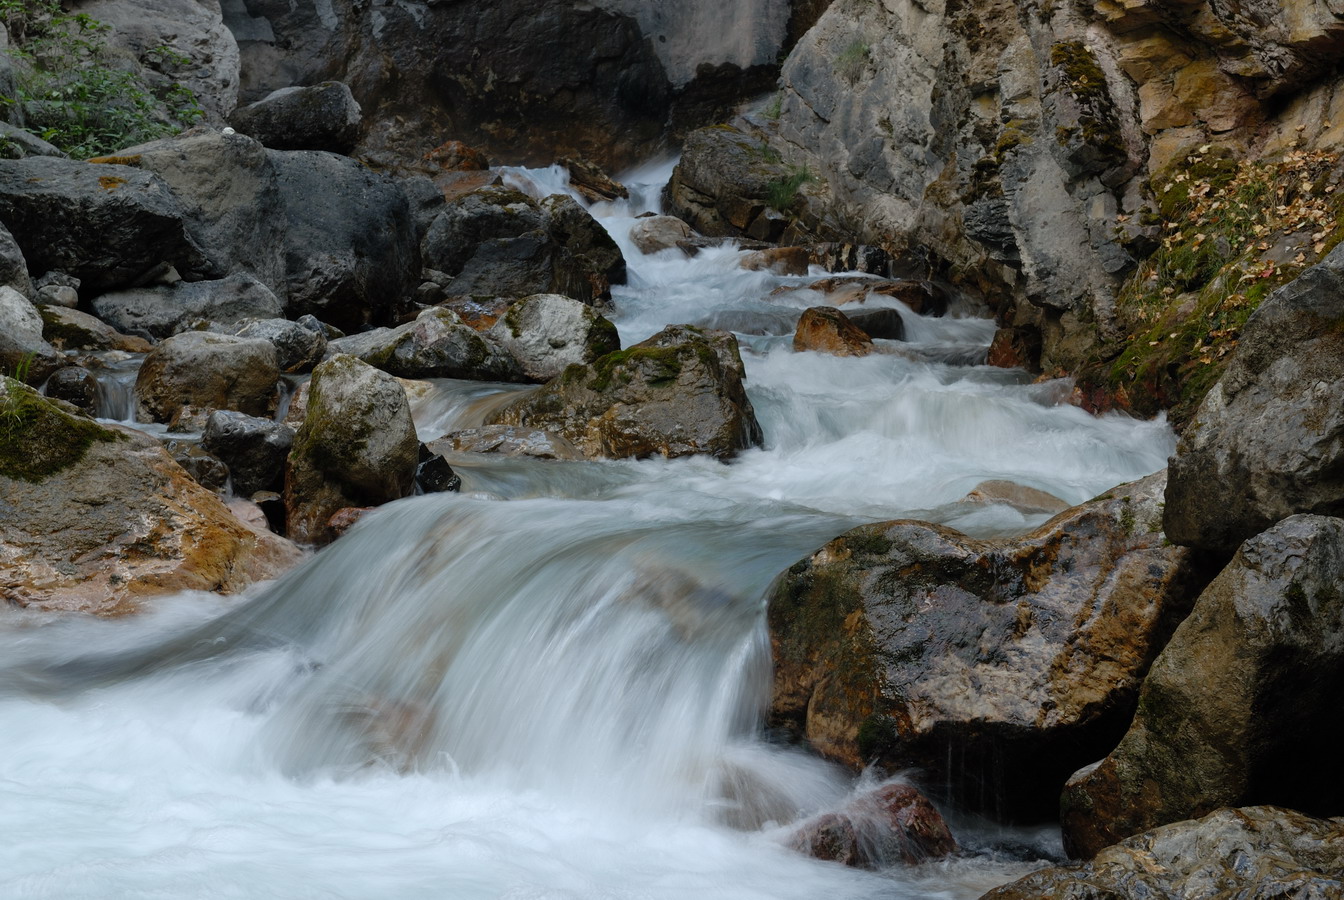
xmin=0 ymin=0 xmax=202 ymax=159
xmin=1095 ymin=146 xmax=1344 ymax=424
xmin=766 ymin=164 xmax=814 ymax=212
xmin=835 ymin=39 xmax=869 ymax=84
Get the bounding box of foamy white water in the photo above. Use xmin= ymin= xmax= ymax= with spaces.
xmin=0 ymin=161 xmax=1175 ymax=899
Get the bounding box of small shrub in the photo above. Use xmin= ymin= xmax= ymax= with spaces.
xmin=766 ymin=164 xmax=814 ymax=211
xmin=835 ymin=39 xmax=869 ymax=83
xmin=762 ymin=93 xmax=783 ymax=120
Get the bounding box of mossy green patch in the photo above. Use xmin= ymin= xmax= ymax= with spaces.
xmin=0 ymin=377 xmax=122 ymax=482
xmin=589 ymin=345 xmax=684 ymax=392
xmin=1049 ymin=41 xmax=1125 ymax=162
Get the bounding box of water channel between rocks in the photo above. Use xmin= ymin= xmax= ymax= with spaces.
xmin=0 ymin=160 xmax=1175 ymax=899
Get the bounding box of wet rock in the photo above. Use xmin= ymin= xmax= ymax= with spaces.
xmin=39 ymin=306 xmax=151 ymax=353
xmin=327 ymin=506 xmax=374 ymax=540
xmin=163 ymin=440 xmax=230 ymax=493
xmin=415 ymin=450 xmax=461 ymax=494
xmin=629 ymin=215 xmax=695 ymax=255
xmin=202 ymin=411 xmax=295 ymax=496
xmin=0 ymin=286 xmax=63 ymax=384
xmin=487 ymin=294 xmax=621 ymax=382
xmin=43 ymin=366 xmax=100 ymax=416
xmin=234 ymin=318 xmax=327 ymax=374
xmin=806 ymin=244 xmax=894 ymax=276
xmin=328 ymin=308 xmax=523 ymax=382
xmin=421 ymin=140 xmax=490 ymax=172
xmin=1061 ymin=514 xmax=1344 ymax=858
xmin=422 ymin=186 xmax=544 ymax=277
xmin=959 ymin=480 xmax=1071 ymax=516
xmin=269 ymin=149 xmax=419 ymax=332
xmin=98 ymin=130 xmax=288 ymax=299
xmin=539 ymin=193 xmax=627 ymax=291
xmin=487 ymin=325 xmax=763 ymax=462
xmin=283 ymin=355 xmax=419 ymax=544
xmin=1165 ymin=243 xmax=1344 ymax=558
xmin=845 ymin=308 xmax=904 ymax=341
xmin=985 ymin=807 xmax=1344 ymax=899
xmin=788 ymin=782 xmax=958 ymax=868
xmin=767 ymin=471 xmax=1204 ymax=819
xmin=134 ymin=331 xmax=281 ymax=424
xmin=228 ymin=82 xmax=361 ymax=154
xmin=0 ymin=381 xmax=292 ymax=615
xmin=985 ymin=326 xmax=1042 ymax=371
xmin=560 ymin=156 xmax=628 ymax=204
xmin=0 ymin=221 xmax=30 ymax=297
xmin=742 ymin=246 xmax=811 ymax=276
xmin=92 ymin=272 xmax=285 ymax=341
xmin=429 ymin=426 xmax=583 ymax=461
xmin=793 ymin=306 xmax=874 ymax=356
xmin=0 ymin=157 xmax=210 ymax=292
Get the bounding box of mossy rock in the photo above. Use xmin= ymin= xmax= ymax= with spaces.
xmin=0 ymin=378 xmax=122 ymax=483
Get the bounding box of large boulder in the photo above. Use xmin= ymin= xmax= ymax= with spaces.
xmin=0 ymin=381 xmax=297 ymax=615
xmin=487 ymin=325 xmax=763 ymax=461
xmin=91 ymin=272 xmax=284 ymax=340
xmin=268 ymin=150 xmax=419 ymax=332
xmin=486 ymin=294 xmax=621 ymax=382
xmin=538 ymin=193 xmax=627 ymax=291
xmin=97 ymin=129 xmax=288 ymax=298
xmin=0 ymin=286 xmax=63 ymax=384
xmin=792 ymin=306 xmax=874 ymax=356
xmin=985 ymin=807 xmax=1344 ymax=899
xmin=767 ymin=471 xmax=1204 ymax=819
xmin=0 ymin=221 xmax=31 ymax=296
xmin=1061 ymin=514 xmax=1344 ymax=858
xmin=39 ymin=306 xmax=154 ymax=353
xmin=233 ymin=318 xmax=327 ymax=373
xmin=283 ymin=355 xmax=419 ymax=544
xmin=227 ymin=82 xmax=361 ymax=154
xmin=134 ymin=331 xmax=281 ymax=424
xmin=327 ymin=308 xmax=524 ymax=382
xmin=0 ymin=157 xmax=210 ymax=291
xmin=1164 ymin=243 xmax=1344 ymax=558
xmin=629 ymin=215 xmax=695 ymax=255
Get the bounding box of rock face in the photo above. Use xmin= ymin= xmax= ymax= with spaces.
xmin=226 ymin=0 xmax=671 ymax=170
xmin=0 ymin=381 xmax=292 ymax=615
xmin=134 ymin=331 xmax=281 ymax=424
xmin=92 ymin=273 xmax=284 ymax=340
xmin=283 ymin=355 xmax=419 ymax=545
xmin=986 ymin=806 xmax=1344 ymax=900
xmin=0 ymin=157 xmax=210 ymax=291
xmin=1164 ymin=243 xmax=1344 ymax=558
xmin=228 ymin=82 xmax=361 ymax=153
xmin=269 ymin=150 xmax=419 ymax=332
xmin=487 ymin=325 xmax=764 ymax=461
xmin=1061 ymin=514 xmax=1344 ymax=858
xmin=787 ymin=781 xmax=958 ymax=869
xmin=486 ymin=294 xmax=621 ymax=382
xmin=327 ymin=308 xmax=523 ymax=382
xmin=767 ymin=471 xmax=1203 ymax=819
xmin=100 ymin=130 xmax=288 ymax=300
xmin=793 ymin=306 xmax=874 ymax=356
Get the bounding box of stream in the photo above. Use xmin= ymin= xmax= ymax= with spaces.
xmin=0 ymin=160 xmax=1175 ymax=899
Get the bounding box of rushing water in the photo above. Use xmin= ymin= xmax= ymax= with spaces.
xmin=0 ymin=161 xmax=1174 ymax=899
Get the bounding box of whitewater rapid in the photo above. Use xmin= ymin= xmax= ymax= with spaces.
xmin=0 ymin=160 xmax=1173 ymax=899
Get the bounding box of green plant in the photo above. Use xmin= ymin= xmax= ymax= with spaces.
xmin=762 ymin=93 xmax=783 ymax=120
xmin=835 ymin=39 xmax=869 ymax=83
xmin=766 ymin=164 xmax=814 ymax=211
xmin=1 ymin=0 xmax=203 ymax=158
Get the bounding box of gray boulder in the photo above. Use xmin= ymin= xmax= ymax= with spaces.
xmin=110 ymin=130 xmax=288 ymax=298
xmin=0 ymin=157 xmax=210 ymax=291
xmin=43 ymin=366 xmax=100 ymax=416
xmin=539 ymin=193 xmax=627 ymax=289
xmin=428 ymin=426 xmax=583 ymax=461
xmin=328 ymin=308 xmax=523 ymax=382
xmin=134 ymin=331 xmax=281 ymax=424
xmin=768 ymin=471 xmax=1202 ymax=820
xmin=986 ymin=806 xmax=1344 ymax=899
xmin=0 ymin=221 xmax=31 ymax=296
xmin=234 ymin=318 xmax=327 ymax=373
xmin=283 ymin=355 xmax=419 ymax=544
xmin=1165 ymin=243 xmax=1344 ymax=558
xmin=92 ymin=273 xmax=284 ymax=341
xmin=228 ymin=82 xmax=362 ymax=154
xmin=1061 ymin=514 xmax=1344 ymax=858
xmin=422 ymin=186 xmax=545 ymax=277
xmin=202 ymin=410 xmax=295 ymax=496
xmin=488 ymin=325 xmax=763 ymax=461
xmin=269 ymin=150 xmax=420 ymax=332
xmin=487 ymin=294 xmax=621 ymax=382
xmin=39 ymin=306 xmax=152 ymax=353
xmin=629 ymin=215 xmax=695 ymax=255
xmin=0 ymin=286 xmax=63 ymax=384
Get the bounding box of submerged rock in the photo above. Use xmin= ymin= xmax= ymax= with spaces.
xmin=487 ymin=325 xmax=763 ymax=461
xmin=788 ymin=782 xmax=958 ymax=869
xmin=0 ymin=381 xmax=294 ymax=615
xmin=985 ymin=806 xmax=1344 ymax=899
xmin=429 ymin=426 xmax=583 ymax=461
xmin=1061 ymin=514 xmax=1344 ymax=858
xmin=283 ymin=355 xmax=419 ymax=545
xmin=767 ymin=471 xmax=1204 ymax=819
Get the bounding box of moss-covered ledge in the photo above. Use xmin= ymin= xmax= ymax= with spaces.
xmin=0 ymin=377 xmax=124 ymax=483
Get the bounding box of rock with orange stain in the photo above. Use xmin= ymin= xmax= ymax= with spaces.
xmin=793 ymin=306 xmax=874 ymax=357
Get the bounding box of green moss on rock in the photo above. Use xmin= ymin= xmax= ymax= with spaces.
xmin=0 ymin=378 xmax=122 ymax=483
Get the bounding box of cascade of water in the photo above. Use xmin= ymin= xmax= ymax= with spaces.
xmin=0 ymin=160 xmax=1176 ymax=899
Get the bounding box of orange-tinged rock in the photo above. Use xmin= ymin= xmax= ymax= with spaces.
xmin=793 ymin=306 xmax=874 ymax=357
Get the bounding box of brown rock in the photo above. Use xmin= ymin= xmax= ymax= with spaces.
xmin=960 ymin=480 xmax=1071 ymax=516
xmin=793 ymin=306 xmax=874 ymax=357
xmin=985 ymin=326 xmax=1042 ymax=371
xmin=789 ymin=782 xmax=958 ymax=869
xmin=134 ymin=331 xmax=281 ymax=424
xmin=742 ymin=246 xmax=811 ymax=275
xmin=327 ymin=507 xmax=374 ymax=539
xmin=767 ymin=470 xmax=1205 ymax=819
xmin=422 ymin=139 xmax=490 ymax=171
xmin=561 ymin=156 xmax=629 ymax=203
